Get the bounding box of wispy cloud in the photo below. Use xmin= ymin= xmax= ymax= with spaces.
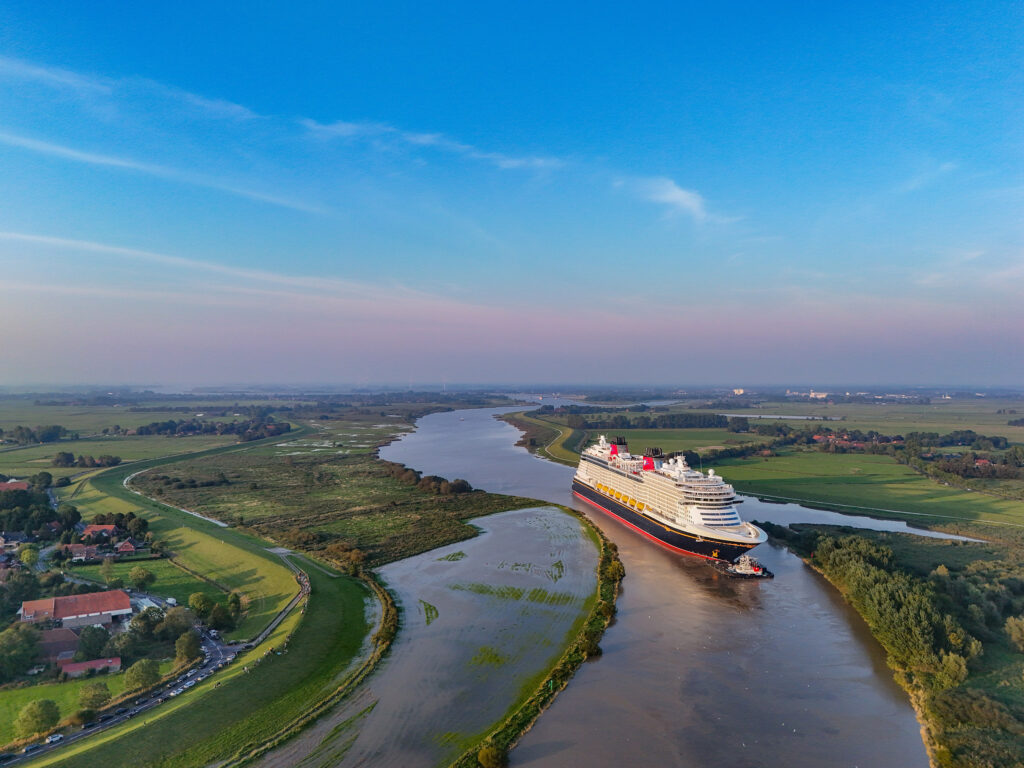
xmin=0 ymin=55 xmax=112 ymax=95
xmin=0 ymin=131 xmax=322 ymax=213
xmin=896 ymin=161 xmax=958 ymax=193
xmin=302 ymin=119 xmax=562 ymax=170
xmin=615 ymin=176 xmax=714 ymax=221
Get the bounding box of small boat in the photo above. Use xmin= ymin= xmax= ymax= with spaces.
xmin=716 ymin=554 xmax=773 ymax=579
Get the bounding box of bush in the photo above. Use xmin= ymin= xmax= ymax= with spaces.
xmin=477 ymin=744 xmax=507 ymax=768
xmin=1005 ymin=615 xmax=1024 ymax=652
xmin=79 ymin=681 xmax=111 ymax=709
xmin=124 ymin=658 xmax=160 ymax=691
xmin=15 ymin=699 xmax=60 ymax=738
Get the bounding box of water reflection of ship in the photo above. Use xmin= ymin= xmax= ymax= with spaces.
xmin=572 ymin=435 xmax=768 ymax=566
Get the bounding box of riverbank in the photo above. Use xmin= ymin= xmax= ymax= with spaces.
xmin=761 ymin=522 xmax=1024 ymax=768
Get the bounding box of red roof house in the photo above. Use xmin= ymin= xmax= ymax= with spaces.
xmin=58 ymin=657 xmax=122 ymax=678
xmin=82 ymin=524 xmax=118 ymax=538
xmin=0 ymin=481 xmax=30 ymax=492
xmin=19 ymin=590 xmax=132 ymax=627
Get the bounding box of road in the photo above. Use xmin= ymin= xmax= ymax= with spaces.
xmin=2 ymin=627 xmax=238 ymax=765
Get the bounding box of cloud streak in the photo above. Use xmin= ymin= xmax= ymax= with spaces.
xmin=0 ymin=131 xmax=323 ymax=213
xmin=302 ymin=119 xmax=562 ymax=170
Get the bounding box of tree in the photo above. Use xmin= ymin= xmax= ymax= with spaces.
xmin=227 ymin=591 xmax=242 ymax=619
xmin=130 ymin=606 xmax=164 ymax=639
xmin=15 ymin=699 xmax=59 ymax=738
xmin=129 ymin=566 xmax=156 ymax=591
xmin=0 ymin=624 xmax=40 ymax=683
xmin=124 ymin=658 xmax=160 ymax=691
xmin=175 ymin=630 xmax=201 ymax=663
xmin=1006 ymin=615 xmax=1024 ymax=652
xmin=52 ymin=451 xmax=75 ymax=468
xmin=188 ymin=592 xmax=214 ymax=620
xmin=477 ymin=744 xmax=507 ymax=768
xmin=208 ymin=603 xmax=235 ymax=631
xmin=74 ymin=625 xmax=110 ymax=662
xmin=155 ymin=606 xmax=195 ymax=642
xmin=19 ymin=546 xmax=39 ymax=569
xmin=79 ymin=681 xmax=111 ymax=709
xmin=100 ymin=556 xmax=115 ymax=584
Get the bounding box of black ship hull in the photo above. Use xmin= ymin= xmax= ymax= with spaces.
xmin=572 ymin=479 xmax=758 ymax=562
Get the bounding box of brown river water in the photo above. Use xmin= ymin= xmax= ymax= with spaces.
xmin=380 ymin=405 xmax=931 ymax=768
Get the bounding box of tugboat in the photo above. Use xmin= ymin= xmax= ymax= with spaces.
xmin=717 ymin=553 xmax=773 ymax=579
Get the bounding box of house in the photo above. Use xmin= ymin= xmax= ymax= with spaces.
xmin=81 ymin=524 xmax=118 ymax=539
xmin=115 ymin=539 xmax=143 ymax=556
xmin=59 ymin=657 xmax=121 ymax=678
xmin=0 ymin=480 xmax=30 ymax=492
xmin=62 ymin=543 xmax=101 ymax=562
xmin=38 ymin=628 xmax=79 ymax=665
xmin=19 ymin=589 xmax=133 ymax=628
xmin=0 ymin=531 xmax=30 ymax=552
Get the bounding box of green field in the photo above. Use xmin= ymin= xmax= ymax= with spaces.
xmin=0 ymin=435 xmax=237 ymax=479
xmin=0 ymin=661 xmax=175 ymax=747
xmin=29 ymin=560 xmax=370 ymax=768
xmin=61 ymin=438 xmax=308 ymax=641
xmin=131 ymin=447 xmax=539 ymax=567
xmin=71 ymin=558 xmax=226 ymax=608
xmin=715 ymin=450 xmax=1024 ymax=526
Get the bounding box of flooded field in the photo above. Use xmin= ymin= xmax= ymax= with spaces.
xmin=255 ymin=506 xmax=598 ymax=768
xmin=382 ymin=406 xmax=931 ymax=768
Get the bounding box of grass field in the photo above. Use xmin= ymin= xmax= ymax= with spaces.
xmin=60 ymin=436 xmax=310 ymax=641
xmin=0 ymin=661 xmax=175 ymax=747
xmin=131 ymin=448 xmax=539 ymax=567
xmin=0 ymin=435 xmax=237 ymax=479
xmin=715 ymin=450 xmax=1024 ymax=526
xmin=29 ymin=561 xmax=369 ymax=768
xmin=71 ymin=558 xmax=226 ymax=608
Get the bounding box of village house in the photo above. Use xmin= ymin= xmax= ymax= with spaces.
xmin=0 ymin=480 xmax=30 ymax=492
xmin=61 ymin=543 xmax=101 ymax=562
xmin=38 ymin=627 xmax=79 ymax=665
xmin=81 ymin=524 xmax=118 ymax=540
xmin=18 ymin=589 xmax=133 ymax=628
xmin=59 ymin=657 xmax=122 ymax=678
xmin=0 ymin=531 xmax=31 ymax=552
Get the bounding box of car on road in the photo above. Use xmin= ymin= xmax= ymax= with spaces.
xmin=98 ymin=714 xmax=114 ymax=722
xmin=0 ymin=754 xmax=16 ymax=763
xmin=82 ymin=721 xmax=97 ymax=729
xmin=22 ymin=744 xmax=42 ymax=754
xmin=45 ymin=734 xmax=64 ymax=744
xmin=114 ymin=707 xmax=129 ymax=715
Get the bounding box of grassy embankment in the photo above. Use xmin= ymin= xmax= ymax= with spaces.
xmin=28 ymin=558 xmax=371 ymax=768
xmin=763 ymin=523 xmax=1024 ymax=768
xmin=450 ymin=506 xmax=624 ymax=767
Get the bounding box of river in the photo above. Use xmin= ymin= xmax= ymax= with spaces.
xmin=381 ymin=404 xmax=931 ymax=768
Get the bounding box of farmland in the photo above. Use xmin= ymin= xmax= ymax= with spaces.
xmin=29 ymin=560 xmax=370 ymax=768
xmin=715 ymin=451 xmax=1024 ymax=527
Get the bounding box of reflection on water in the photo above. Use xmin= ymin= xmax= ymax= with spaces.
xmin=382 ymin=407 xmax=930 ymax=768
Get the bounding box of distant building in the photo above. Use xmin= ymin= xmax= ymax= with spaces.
xmin=0 ymin=481 xmax=30 ymax=492
xmin=81 ymin=524 xmax=118 ymax=539
xmin=19 ymin=589 xmax=132 ymax=628
xmin=59 ymin=657 xmax=121 ymax=678
xmin=732 ymin=388 xmax=745 ymax=395
xmin=62 ymin=543 xmax=101 ymax=562
xmin=39 ymin=628 xmax=79 ymax=665
xmin=0 ymin=531 xmax=30 ymax=551
xmin=115 ymin=539 xmax=140 ymax=555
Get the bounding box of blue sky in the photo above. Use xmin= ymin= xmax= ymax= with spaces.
xmin=0 ymin=2 xmax=1021 ymax=386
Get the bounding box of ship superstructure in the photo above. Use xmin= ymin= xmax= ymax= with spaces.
xmin=572 ymin=435 xmax=766 ymax=561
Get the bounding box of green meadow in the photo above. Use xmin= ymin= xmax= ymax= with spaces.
xmin=71 ymin=558 xmax=226 ymax=609
xmin=715 ymin=450 xmax=1024 ymax=526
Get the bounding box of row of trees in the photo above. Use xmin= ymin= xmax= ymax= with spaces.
xmin=0 ymin=425 xmax=74 ymax=445
xmin=51 ymin=452 xmax=122 ymax=468
xmin=564 ymin=412 xmax=728 ymax=430
xmin=135 ymin=416 xmax=290 ymax=441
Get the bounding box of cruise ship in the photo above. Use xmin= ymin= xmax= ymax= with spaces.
xmin=572 ymin=435 xmax=767 ymax=561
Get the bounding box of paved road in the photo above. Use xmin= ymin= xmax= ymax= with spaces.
xmin=2 ymin=627 xmax=239 ymax=765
